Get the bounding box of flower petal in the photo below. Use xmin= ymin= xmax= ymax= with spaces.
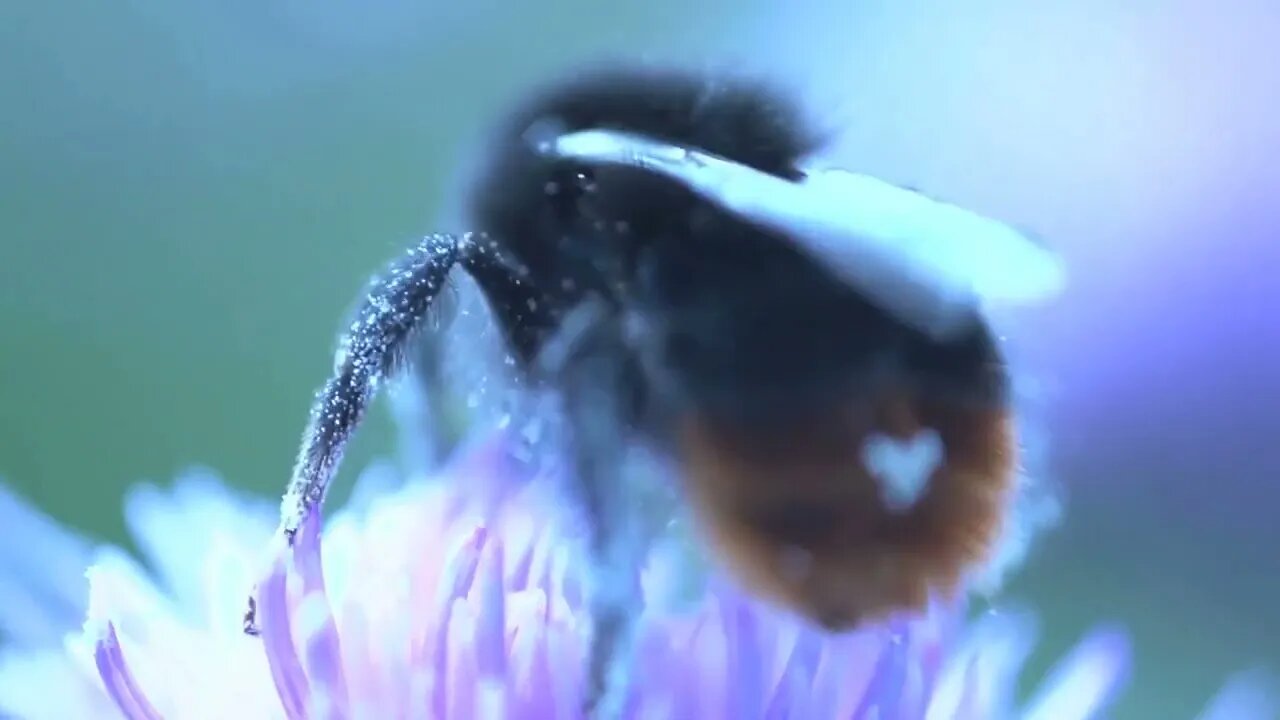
xmin=765 ymin=624 xmax=822 ymax=718
xmin=474 ymin=538 xmax=507 ymax=679
xmin=293 ymin=510 xmax=349 ymax=719
xmin=7 ymin=434 xmax=1273 ymax=720
xmin=121 ymin=471 xmax=273 ymax=624
xmin=1195 ymin=668 xmax=1277 ymax=720
xmin=0 ymin=649 xmax=105 ymax=719
xmin=928 ymin=608 xmax=1036 ymax=719
xmin=851 ymin=624 xmax=910 ymax=719
xmin=257 ymin=544 xmax=309 ymax=719
xmin=0 ymin=484 xmax=93 ymax=648
xmin=1019 ymin=625 xmax=1131 ymax=720
xmin=721 ymin=593 xmax=765 ymax=718
xmin=78 ymin=548 xmax=211 ymax=708
xmin=93 ymin=622 xmax=163 ymax=720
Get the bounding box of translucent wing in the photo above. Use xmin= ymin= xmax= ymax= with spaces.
xmin=539 ymin=128 xmax=1065 ymax=340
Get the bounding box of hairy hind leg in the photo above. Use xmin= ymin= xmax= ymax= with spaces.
xmin=243 ymin=232 xmax=556 ymax=634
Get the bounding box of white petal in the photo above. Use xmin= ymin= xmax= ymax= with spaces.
xmin=79 ymin=549 xmax=194 ymax=712
xmin=1195 ymin=669 xmax=1277 ymax=720
xmin=0 ymin=484 xmax=94 ymax=647
xmin=77 ymin=549 xmax=280 ymax=718
xmin=1019 ymin=627 xmax=1130 ymax=720
xmin=927 ymin=609 xmax=1036 ymax=720
xmin=122 ymin=470 xmax=273 ymax=621
xmin=0 ymin=648 xmax=107 ymax=719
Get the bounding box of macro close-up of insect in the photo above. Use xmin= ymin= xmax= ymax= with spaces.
xmin=5 ymin=3 xmax=1279 ymax=716
xmin=243 ymin=64 xmax=1064 ymax=716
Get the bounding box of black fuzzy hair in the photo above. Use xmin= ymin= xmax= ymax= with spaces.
xmin=466 ymin=63 xmax=826 ymax=260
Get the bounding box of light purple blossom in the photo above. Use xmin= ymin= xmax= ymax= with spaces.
xmin=0 ymin=436 xmax=1272 ymax=719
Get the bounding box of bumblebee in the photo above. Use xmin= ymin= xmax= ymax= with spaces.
xmin=245 ymin=64 xmax=1063 ymax=717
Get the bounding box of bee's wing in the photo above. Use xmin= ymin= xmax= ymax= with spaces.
xmin=542 ymin=129 xmax=1065 ymax=340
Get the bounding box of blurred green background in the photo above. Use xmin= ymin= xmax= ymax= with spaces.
xmin=2 ymin=1 xmax=1276 ymax=717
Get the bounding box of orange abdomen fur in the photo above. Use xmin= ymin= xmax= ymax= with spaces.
xmin=679 ymin=393 xmax=1016 ymax=630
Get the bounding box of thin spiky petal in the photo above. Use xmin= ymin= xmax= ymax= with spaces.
xmin=1020 ymin=627 xmax=1131 ymax=720
xmin=293 ymin=510 xmax=349 ymax=718
xmin=1195 ymin=669 xmax=1277 ymax=720
xmin=852 ymin=624 xmax=909 ymax=719
xmin=92 ymin=623 xmax=161 ymax=720
xmin=258 ymin=545 xmax=309 ymax=719
xmin=722 ymin=594 xmax=765 ymax=718
xmin=475 ymin=540 xmax=508 ymax=719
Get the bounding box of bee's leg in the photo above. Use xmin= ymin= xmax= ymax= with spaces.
xmin=243 ymin=232 xmax=554 ymax=635
xmin=541 ymin=300 xmax=647 ymax=719
xmin=389 ymin=280 xmax=458 ymax=478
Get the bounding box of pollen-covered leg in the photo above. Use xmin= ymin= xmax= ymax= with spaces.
xmin=244 ymin=232 xmax=553 ymax=635
xmin=242 ymin=233 xmax=468 ymax=634
xmin=541 ymin=301 xmax=647 ymax=719
xmin=277 ymin=233 xmax=471 ymax=546
xmin=390 ymin=286 xmax=458 ymax=478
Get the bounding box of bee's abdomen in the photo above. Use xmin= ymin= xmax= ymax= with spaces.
xmin=678 ymin=393 xmax=1016 ymax=629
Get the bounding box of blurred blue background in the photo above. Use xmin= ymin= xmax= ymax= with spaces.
xmin=1 ymin=1 xmax=1275 ymax=717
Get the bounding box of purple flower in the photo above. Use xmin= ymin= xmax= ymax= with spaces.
xmin=0 ymin=436 xmax=1272 ymax=719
